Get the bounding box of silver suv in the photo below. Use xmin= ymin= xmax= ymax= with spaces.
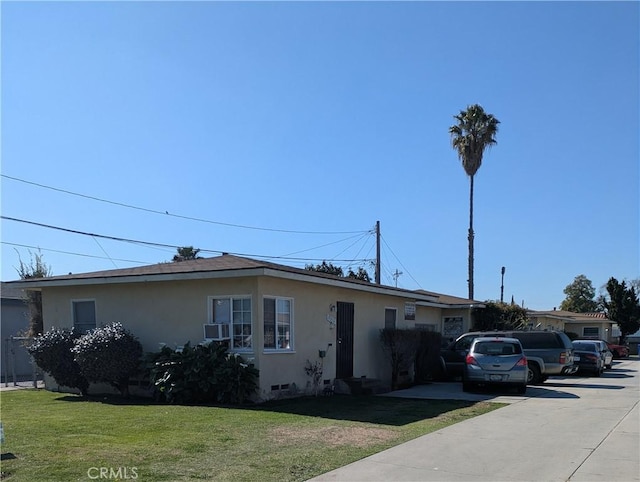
xmin=441 ymin=330 xmax=578 ymax=384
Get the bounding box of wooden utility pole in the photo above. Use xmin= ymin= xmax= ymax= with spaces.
xmin=375 ymin=221 xmax=381 ymax=284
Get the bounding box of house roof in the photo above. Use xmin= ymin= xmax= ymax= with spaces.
xmin=528 ymin=309 xmax=613 ymax=323
xmin=5 ymin=254 xmax=445 ymax=303
xmin=414 ymin=289 xmax=483 ymax=308
xmin=1 ymin=282 xmax=24 ymax=300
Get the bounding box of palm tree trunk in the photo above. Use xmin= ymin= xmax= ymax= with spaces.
xmin=468 ymin=175 xmax=474 ymax=300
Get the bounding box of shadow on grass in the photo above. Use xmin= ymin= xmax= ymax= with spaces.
xmin=53 ymin=393 xmax=481 ymax=426
xmin=246 ymin=395 xmax=481 ymax=426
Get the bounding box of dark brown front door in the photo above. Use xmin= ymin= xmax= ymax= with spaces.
xmin=336 ymin=301 xmax=354 ymax=379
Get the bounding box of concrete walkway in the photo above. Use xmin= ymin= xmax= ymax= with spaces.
xmin=311 ymin=357 xmax=640 ymax=482
xmin=0 ymin=380 xmax=44 ymax=391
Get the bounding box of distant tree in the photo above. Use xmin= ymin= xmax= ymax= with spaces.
xmin=16 ymin=250 xmax=52 ymax=336
xmin=306 ymin=261 xmax=371 ymax=283
xmin=347 ymin=267 xmax=371 ymax=283
xmin=305 ymin=261 xmax=344 ymax=277
xmin=472 ymin=301 xmax=529 ymax=331
xmin=560 ymin=275 xmax=598 ymax=313
xmin=602 ymin=277 xmax=640 ymax=344
xmin=449 ymin=104 xmax=500 ymax=300
xmin=172 ymin=246 xmax=201 ymax=262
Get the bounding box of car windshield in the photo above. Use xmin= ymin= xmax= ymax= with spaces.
xmin=473 ymin=341 xmax=521 ymax=355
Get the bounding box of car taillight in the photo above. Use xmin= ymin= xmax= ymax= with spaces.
xmin=559 ymin=352 xmax=567 ymax=364
xmin=465 ymin=354 xmax=478 ymax=365
xmin=516 ymin=356 xmax=527 ymax=367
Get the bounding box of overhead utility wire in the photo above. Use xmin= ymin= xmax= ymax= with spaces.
xmin=1 ymin=216 xmax=370 ymax=264
xmin=380 ymin=234 xmax=422 ymax=289
xmin=1 ymin=174 xmax=367 ymax=235
xmin=279 ymin=231 xmax=373 ymax=257
xmin=2 ymin=241 xmax=147 ymax=264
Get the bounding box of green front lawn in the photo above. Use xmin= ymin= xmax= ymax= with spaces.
xmin=0 ymin=390 xmax=501 ymax=481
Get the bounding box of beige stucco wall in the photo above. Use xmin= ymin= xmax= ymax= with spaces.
xmin=40 ymin=275 xmax=460 ymax=400
xmin=528 ymin=315 xmax=566 ymax=332
xmin=565 ymin=322 xmax=613 ymax=340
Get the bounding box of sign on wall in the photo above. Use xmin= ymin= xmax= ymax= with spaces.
xmin=404 ymin=302 xmax=416 ymax=320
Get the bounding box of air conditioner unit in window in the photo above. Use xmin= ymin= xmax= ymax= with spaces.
xmin=204 ymin=323 xmax=230 ymax=340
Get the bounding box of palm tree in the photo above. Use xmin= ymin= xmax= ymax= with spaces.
xmin=449 ymin=104 xmax=500 ymax=300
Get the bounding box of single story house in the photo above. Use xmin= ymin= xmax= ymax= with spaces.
xmin=527 ymin=309 xmax=618 ymax=341
xmin=9 ymin=254 xmax=481 ymax=399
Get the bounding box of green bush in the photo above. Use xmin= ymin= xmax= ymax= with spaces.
xmin=148 ymin=342 xmax=259 ymax=404
xmin=27 ymin=328 xmax=89 ymax=396
xmin=72 ymin=322 xmax=143 ymax=397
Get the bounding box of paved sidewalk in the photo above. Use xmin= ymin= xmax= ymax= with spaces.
xmin=0 ymin=380 xmax=44 ymax=391
xmin=311 ymin=358 xmax=640 ymax=482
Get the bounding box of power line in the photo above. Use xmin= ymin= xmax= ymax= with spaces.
xmin=279 ymin=231 xmax=373 ymax=257
xmin=1 ymin=216 xmax=372 ymax=264
xmin=1 ymin=174 xmax=368 ymax=235
xmin=2 ymin=241 xmax=148 ymax=264
xmin=380 ymin=234 xmax=422 ymax=289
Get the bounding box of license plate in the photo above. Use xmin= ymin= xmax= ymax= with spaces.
xmin=490 ymin=375 xmax=503 ymax=381
xmin=574 ymin=356 xmax=580 ymax=361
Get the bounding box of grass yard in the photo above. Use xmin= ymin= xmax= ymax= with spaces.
xmin=0 ymin=389 xmax=502 ymax=481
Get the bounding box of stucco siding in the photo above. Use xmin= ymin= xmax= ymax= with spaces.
xmin=40 ymin=274 xmax=437 ymax=398
xmin=42 ymin=277 xmax=259 ymax=350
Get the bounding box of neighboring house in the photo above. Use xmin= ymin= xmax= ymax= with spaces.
xmin=8 ymin=254 xmax=480 ymax=399
xmin=627 ymin=329 xmax=640 ymax=355
xmin=528 ymin=309 xmax=617 ymax=341
xmin=1 ymin=282 xmax=37 ymax=382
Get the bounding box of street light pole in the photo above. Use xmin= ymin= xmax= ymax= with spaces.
xmin=500 ymin=266 xmax=506 ymax=304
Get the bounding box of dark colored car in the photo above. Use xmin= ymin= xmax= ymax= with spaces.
xmin=583 ymin=337 xmax=629 ymax=359
xmin=441 ymin=330 xmax=577 ymax=384
xmin=572 ymin=341 xmax=604 ymax=376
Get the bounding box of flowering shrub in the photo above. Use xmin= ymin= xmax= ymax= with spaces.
xmin=71 ymin=322 xmax=143 ymax=397
xmin=148 ymin=342 xmax=259 ymax=404
xmin=27 ymin=328 xmax=89 ymax=396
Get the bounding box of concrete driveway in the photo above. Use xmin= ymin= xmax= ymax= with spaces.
xmin=311 ymin=357 xmax=639 ymax=482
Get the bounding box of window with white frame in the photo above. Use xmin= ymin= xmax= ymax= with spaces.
xmin=583 ymin=327 xmax=599 ymax=338
xmin=72 ymin=300 xmax=96 ymax=333
xmin=209 ymin=296 xmax=252 ymax=350
xmin=263 ymin=297 xmax=293 ymax=350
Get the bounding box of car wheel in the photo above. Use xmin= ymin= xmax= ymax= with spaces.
xmin=516 ymin=384 xmax=526 ymax=395
xmin=606 ymin=363 xmax=612 ymax=369
xmin=593 ymin=367 xmax=602 ymax=377
xmin=527 ymin=363 xmax=542 ymax=385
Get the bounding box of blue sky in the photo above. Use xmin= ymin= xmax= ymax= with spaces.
xmin=1 ymin=1 xmax=638 ymax=310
